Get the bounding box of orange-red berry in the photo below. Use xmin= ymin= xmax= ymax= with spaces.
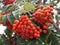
xmin=43 ymin=30 xmax=47 ymax=34
xmin=12 ymin=15 xmax=41 ymax=39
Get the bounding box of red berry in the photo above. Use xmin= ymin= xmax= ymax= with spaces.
xmin=9 ymin=0 xmax=14 ymax=3
xmin=12 ymin=15 xmax=41 ymax=39
xmin=29 ymin=36 xmax=33 ymax=39
xmin=3 ymin=0 xmax=14 ymax=6
xmin=49 ymin=19 xmax=54 ymax=24
xmin=38 ymin=5 xmax=44 ymax=9
xmin=43 ymin=25 xmax=48 ymax=29
xmin=14 ymin=20 xmax=19 ymax=24
xmin=43 ymin=30 xmax=47 ymax=34
xmin=36 ymin=26 xmax=40 ymax=30
xmin=13 ymin=24 xmax=16 ymax=27
xmin=50 ymin=4 xmax=53 ymax=8
xmin=34 ymin=33 xmax=40 ymax=38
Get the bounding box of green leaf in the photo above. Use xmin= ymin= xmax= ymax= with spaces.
xmin=1 ymin=35 xmax=10 ymax=45
xmin=13 ymin=14 xmax=19 ymax=20
xmin=11 ymin=5 xmax=19 ymax=11
xmin=28 ymin=39 xmax=42 ymax=45
xmin=55 ymin=15 xmax=58 ymax=20
xmin=40 ymin=33 xmax=47 ymax=42
xmin=5 ymin=41 xmax=10 ymax=45
xmin=15 ymin=36 xmax=43 ymax=45
xmin=24 ymin=2 xmax=35 ymax=11
xmin=27 ymin=39 xmax=37 ymax=45
xmin=28 ymin=41 xmax=36 ymax=45
xmin=47 ymin=33 xmax=54 ymax=44
xmin=0 ymin=35 xmax=4 ymax=45
xmin=7 ymin=13 xmax=15 ymax=25
xmin=24 ymin=0 xmax=28 ymax=2
xmin=55 ymin=15 xmax=60 ymax=20
xmin=50 ymin=0 xmax=57 ymax=6
xmin=15 ymin=36 xmax=27 ymax=45
xmin=3 ymin=5 xmax=13 ymax=11
xmin=51 ymin=35 xmax=60 ymax=45
xmin=47 ymin=33 xmax=60 ymax=45
xmin=19 ymin=8 xmax=26 ymax=14
xmin=58 ymin=15 xmax=60 ymax=20
xmin=31 ymin=0 xmax=38 ymax=7
xmin=2 ymin=15 xmax=7 ymax=24
xmin=4 ymin=28 xmax=12 ymax=38
xmin=5 ymin=28 xmax=12 ymax=37
xmin=54 ymin=32 xmax=60 ymax=38
xmin=12 ymin=10 xmax=19 ymax=20
xmin=51 ymin=39 xmax=59 ymax=45
xmin=36 ymin=38 xmax=43 ymax=45
xmin=0 ymin=35 xmax=10 ymax=45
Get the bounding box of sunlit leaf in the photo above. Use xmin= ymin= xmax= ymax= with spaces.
xmin=2 ymin=15 xmax=7 ymax=24
xmin=24 ymin=2 xmax=35 ymax=11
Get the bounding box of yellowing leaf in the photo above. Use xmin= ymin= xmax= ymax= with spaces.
xmin=19 ymin=8 xmax=26 ymax=14
xmin=24 ymin=2 xmax=35 ymax=11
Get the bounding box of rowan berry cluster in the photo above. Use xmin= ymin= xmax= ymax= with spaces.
xmin=12 ymin=15 xmax=42 ymax=39
xmin=32 ymin=5 xmax=54 ymax=33
xmin=3 ymin=0 xmax=14 ymax=6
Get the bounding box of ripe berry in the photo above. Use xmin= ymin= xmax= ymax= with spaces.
xmin=12 ymin=15 xmax=41 ymax=39
xmin=43 ymin=30 xmax=47 ymax=34
xmin=43 ymin=25 xmax=48 ymax=29
xmin=34 ymin=33 xmax=40 ymax=38
xmin=50 ymin=4 xmax=53 ymax=8
xmin=14 ymin=20 xmax=19 ymax=24
xmin=29 ymin=36 xmax=33 ymax=39
xmin=32 ymin=5 xmax=54 ymax=32
xmin=9 ymin=0 xmax=14 ymax=3
xmin=48 ymin=19 xmax=54 ymax=24
xmin=37 ymin=5 xmax=44 ymax=9
xmin=3 ymin=0 xmax=14 ymax=6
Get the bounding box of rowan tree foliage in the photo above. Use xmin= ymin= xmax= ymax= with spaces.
xmin=0 ymin=0 xmax=60 ymax=45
